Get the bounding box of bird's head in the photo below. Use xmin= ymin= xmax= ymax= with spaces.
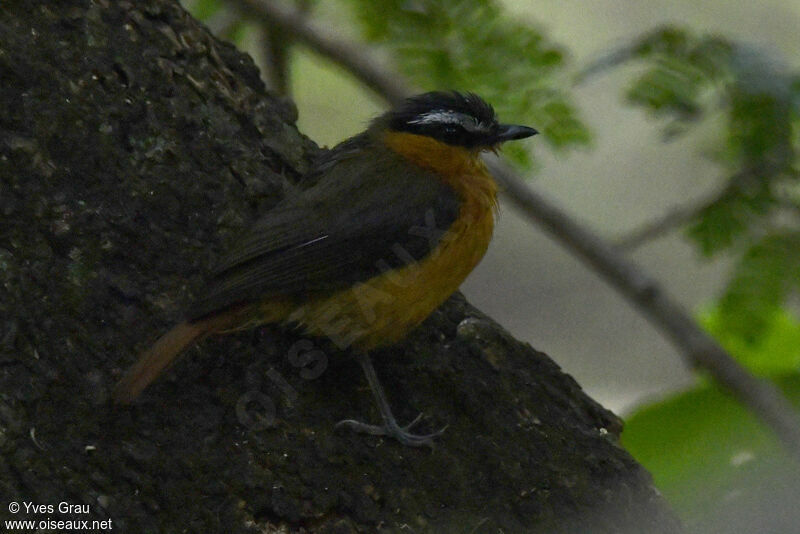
xmin=378 ymin=91 xmax=537 ymax=150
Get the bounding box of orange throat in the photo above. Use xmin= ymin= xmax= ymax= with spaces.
xmin=381 ymin=131 xmax=499 ymax=216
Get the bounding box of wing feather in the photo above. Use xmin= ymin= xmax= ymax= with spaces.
xmin=188 ymin=143 xmax=460 ymax=319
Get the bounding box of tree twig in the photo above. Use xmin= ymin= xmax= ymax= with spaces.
xmin=257 ymin=0 xmax=312 ymax=95
xmin=229 ymin=0 xmax=411 ymax=105
xmin=260 ymin=24 xmax=291 ymax=95
xmin=613 ymin=190 xmax=723 ymax=250
xmin=226 ymin=0 xmax=800 ymax=459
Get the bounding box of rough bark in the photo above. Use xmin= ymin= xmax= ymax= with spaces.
xmin=0 ymin=1 xmax=683 ymax=532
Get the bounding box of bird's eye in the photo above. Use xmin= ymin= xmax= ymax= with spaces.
xmin=460 ymin=118 xmax=485 ymax=134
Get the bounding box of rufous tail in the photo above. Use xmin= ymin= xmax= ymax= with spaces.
xmin=113 ymin=314 xmax=233 ymax=404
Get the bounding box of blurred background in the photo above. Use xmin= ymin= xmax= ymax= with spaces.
xmin=185 ymin=0 xmax=800 ymax=531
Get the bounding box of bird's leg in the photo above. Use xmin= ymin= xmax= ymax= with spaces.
xmin=335 ymin=351 xmax=447 ymax=448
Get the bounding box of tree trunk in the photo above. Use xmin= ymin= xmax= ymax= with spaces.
xmin=0 ymin=1 xmax=682 ymax=532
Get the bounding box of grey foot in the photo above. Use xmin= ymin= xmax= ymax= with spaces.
xmin=335 ymin=413 xmax=447 ymax=448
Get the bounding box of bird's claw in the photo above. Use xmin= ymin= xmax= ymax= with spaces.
xmin=335 ymin=413 xmax=447 ymax=448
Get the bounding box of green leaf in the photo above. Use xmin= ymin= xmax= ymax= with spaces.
xmin=686 ymin=189 xmax=752 ymax=255
xmin=701 ymin=306 xmax=800 ymax=376
xmin=617 ymin=27 xmax=800 ymax=258
xmin=622 ymin=374 xmax=800 ymax=521
xmin=711 ymin=232 xmax=800 ymax=343
xmin=623 ymin=28 xmax=731 ymax=125
xmin=625 ymin=56 xmax=707 ymax=120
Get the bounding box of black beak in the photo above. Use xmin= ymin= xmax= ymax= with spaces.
xmin=494 ymin=124 xmax=538 ymax=143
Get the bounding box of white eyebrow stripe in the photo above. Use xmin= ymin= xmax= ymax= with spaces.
xmin=407 ymin=110 xmax=493 ymax=133
xmin=407 ymin=110 xmax=464 ymax=125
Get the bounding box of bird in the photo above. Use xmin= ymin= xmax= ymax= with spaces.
xmin=113 ymin=91 xmax=538 ymax=447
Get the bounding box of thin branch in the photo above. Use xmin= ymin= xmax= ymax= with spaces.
xmin=258 ymin=0 xmax=312 ymax=96
xmin=228 ymin=0 xmax=411 ymax=105
xmin=229 ymin=0 xmax=800 ymax=459
xmin=613 ymin=190 xmax=723 ymax=250
xmin=617 ymin=168 xmax=800 ymax=250
xmin=260 ymin=25 xmax=291 ymax=95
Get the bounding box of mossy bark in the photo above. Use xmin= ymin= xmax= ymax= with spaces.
xmin=0 ymin=1 xmax=682 ymax=532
